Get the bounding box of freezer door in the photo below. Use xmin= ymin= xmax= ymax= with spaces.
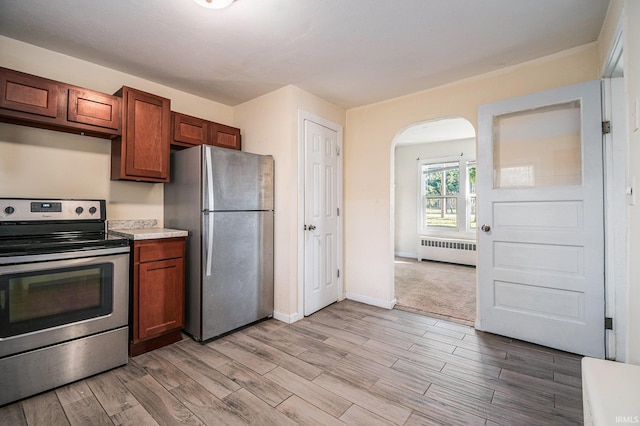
xmin=203 ymin=145 xmax=274 ymax=212
xmin=201 ymin=211 xmax=274 ymax=341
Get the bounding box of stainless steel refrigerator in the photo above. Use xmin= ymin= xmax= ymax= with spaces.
xmin=164 ymin=145 xmax=274 ymax=342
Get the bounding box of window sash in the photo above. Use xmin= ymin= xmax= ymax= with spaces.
xmin=419 ymin=158 xmax=475 ymax=235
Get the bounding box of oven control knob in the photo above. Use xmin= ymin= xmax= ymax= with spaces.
xmin=75 ymin=207 xmax=84 ymax=215
xmin=89 ymin=206 xmax=97 ymax=215
xmin=4 ymin=206 xmax=15 ymax=215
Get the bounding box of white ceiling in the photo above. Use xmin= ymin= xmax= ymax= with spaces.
xmin=0 ymin=0 xmax=610 ymax=109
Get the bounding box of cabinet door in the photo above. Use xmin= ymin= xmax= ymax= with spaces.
xmin=67 ymin=88 xmax=121 ymax=131
xmin=172 ymin=112 xmax=207 ymax=147
xmin=113 ymin=87 xmax=170 ymax=182
xmin=0 ymin=68 xmax=59 ymax=118
xmin=209 ymin=122 xmax=241 ymax=150
xmin=137 ymin=257 xmax=184 ymax=340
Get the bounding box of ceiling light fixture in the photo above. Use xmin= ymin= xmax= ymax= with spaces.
xmin=193 ymin=0 xmax=235 ymax=9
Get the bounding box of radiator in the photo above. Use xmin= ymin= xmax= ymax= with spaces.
xmin=417 ymin=237 xmax=477 ymax=266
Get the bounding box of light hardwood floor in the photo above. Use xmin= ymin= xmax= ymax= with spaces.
xmin=0 ymin=300 xmax=584 ymax=425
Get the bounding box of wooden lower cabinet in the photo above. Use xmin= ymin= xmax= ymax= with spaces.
xmin=130 ymin=237 xmax=185 ymax=356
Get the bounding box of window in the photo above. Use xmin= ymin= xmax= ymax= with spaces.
xmin=419 ymin=157 xmax=476 ymax=235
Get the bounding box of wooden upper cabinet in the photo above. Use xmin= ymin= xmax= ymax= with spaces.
xmin=0 ymin=68 xmax=60 ymax=118
xmin=67 ymin=88 xmax=121 ymax=131
xmin=172 ymin=111 xmax=207 ymax=147
xmin=209 ymin=122 xmax=241 ymax=150
xmin=171 ymin=111 xmax=241 ymax=151
xmin=0 ymin=67 xmax=121 ymax=138
xmin=111 ymin=86 xmax=171 ymax=182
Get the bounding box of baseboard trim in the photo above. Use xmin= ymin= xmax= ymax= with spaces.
xmin=272 ymin=310 xmax=303 ymax=324
xmin=395 ymin=252 xmax=417 ymax=259
xmin=345 ymin=293 xmax=397 ymax=309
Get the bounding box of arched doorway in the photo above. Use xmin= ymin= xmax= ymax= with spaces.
xmin=392 ymin=117 xmax=477 ymax=325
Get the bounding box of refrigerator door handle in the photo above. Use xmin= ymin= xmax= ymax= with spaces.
xmin=205 ymin=147 xmax=214 ymax=212
xmin=205 ymin=213 xmax=214 ymax=277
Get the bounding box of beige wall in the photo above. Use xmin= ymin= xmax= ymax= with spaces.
xmin=0 ymin=36 xmax=233 ymax=222
xmin=394 ymin=138 xmax=476 ymax=257
xmin=344 ymin=44 xmax=599 ymax=307
xmin=233 ymin=85 xmax=345 ymax=321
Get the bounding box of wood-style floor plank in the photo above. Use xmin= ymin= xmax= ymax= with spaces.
xmin=277 ymin=395 xmax=347 ymax=426
xmin=0 ymin=300 xmax=586 ymax=426
xmin=21 ymin=392 xmax=69 ymax=426
xmin=0 ymin=402 xmax=27 ymax=426
xmin=85 ymin=370 xmax=141 ymax=418
xmin=313 ymin=373 xmax=413 ymax=425
xmin=370 ymin=379 xmax=486 ymax=426
xmin=222 ymin=388 xmax=297 ymax=426
xmin=339 ymin=404 xmax=396 ymax=426
xmin=171 ymin=356 xmax=241 ymax=400
xmin=224 ymin=331 xmax=322 ymax=380
xmin=61 ymin=395 xmax=112 ymax=426
xmin=215 ymin=361 xmax=292 ymax=407
xmin=265 ymin=366 xmax=352 ymax=418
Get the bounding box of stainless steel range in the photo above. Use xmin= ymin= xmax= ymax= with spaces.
xmin=0 ymin=198 xmax=130 ymax=406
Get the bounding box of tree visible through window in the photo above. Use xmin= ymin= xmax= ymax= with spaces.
xmin=424 ymin=162 xmax=459 ymax=228
xmin=420 ymin=159 xmax=476 ymax=234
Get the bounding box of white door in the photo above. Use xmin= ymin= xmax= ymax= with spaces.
xmin=304 ymin=119 xmax=340 ymax=315
xmin=477 ymin=80 xmax=605 ymax=358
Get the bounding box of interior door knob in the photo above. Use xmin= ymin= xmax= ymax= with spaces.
xmin=308 ymin=224 xmax=316 ymax=230
xmin=481 ymin=224 xmax=491 ymax=232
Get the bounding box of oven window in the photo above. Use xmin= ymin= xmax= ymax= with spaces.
xmin=0 ymin=264 xmax=113 ymax=338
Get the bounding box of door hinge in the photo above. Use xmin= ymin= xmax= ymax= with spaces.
xmin=605 ymin=317 xmax=613 ymax=330
xmin=337 ymin=207 xmax=340 ymax=216
xmin=602 ymin=121 xmax=611 ymax=135
xmin=336 ymin=146 xmax=340 ymax=156
xmin=337 ymin=269 xmax=340 ymax=278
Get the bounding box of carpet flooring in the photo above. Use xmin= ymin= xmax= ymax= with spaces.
xmin=394 ymin=257 xmax=476 ymax=325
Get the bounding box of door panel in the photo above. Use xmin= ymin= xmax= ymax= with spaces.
xmin=477 ymin=80 xmax=604 ymax=357
xmin=304 ymin=120 xmax=339 ymax=316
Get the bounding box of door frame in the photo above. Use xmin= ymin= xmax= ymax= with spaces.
xmin=601 ymin=14 xmax=628 ymax=361
xmin=297 ymin=110 xmax=344 ymax=318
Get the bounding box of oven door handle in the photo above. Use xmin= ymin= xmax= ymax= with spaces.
xmin=0 ymin=246 xmax=130 ymax=265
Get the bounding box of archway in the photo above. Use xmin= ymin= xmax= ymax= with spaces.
xmin=391 ymin=117 xmax=477 ymax=324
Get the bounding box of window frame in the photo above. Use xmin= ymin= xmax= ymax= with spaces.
xmin=417 ymin=154 xmax=476 ymax=239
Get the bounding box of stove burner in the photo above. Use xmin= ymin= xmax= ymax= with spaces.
xmin=0 ymin=198 xmax=129 ymax=258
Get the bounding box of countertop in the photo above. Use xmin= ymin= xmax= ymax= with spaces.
xmin=107 ymin=219 xmax=188 ymax=241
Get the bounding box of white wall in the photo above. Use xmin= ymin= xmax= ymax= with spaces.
xmin=394 ymin=138 xmax=476 ymax=257
xmin=0 ymin=36 xmax=233 ymax=223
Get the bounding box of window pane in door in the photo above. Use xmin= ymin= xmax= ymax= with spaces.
xmin=493 ymin=101 xmax=581 ymax=188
